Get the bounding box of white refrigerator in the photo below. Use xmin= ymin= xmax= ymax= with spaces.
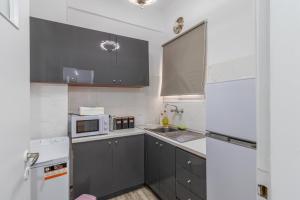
xmin=206 ymin=78 xmax=257 ymax=200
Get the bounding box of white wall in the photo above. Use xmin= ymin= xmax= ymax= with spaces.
xmin=0 ymin=0 xmax=30 ymax=199
xmin=256 ymin=0 xmax=271 ymax=198
xmin=270 ymin=0 xmax=300 ymax=199
xmin=30 ymin=0 xmax=257 ymax=134
xmin=162 ymin=0 xmax=256 ymax=132
xmin=30 ymin=0 xmax=164 ymax=134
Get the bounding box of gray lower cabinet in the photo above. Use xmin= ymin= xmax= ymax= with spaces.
xmin=72 ymin=135 xmax=144 ymax=199
xmin=72 ymin=139 xmax=113 ymax=198
xmin=176 ymin=148 xmax=206 ymax=200
xmin=113 ymin=136 xmax=145 ymax=192
xmin=145 ymin=135 xmax=176 ymax=200
xmin=176 ymin=182 xmax=202 ymax=200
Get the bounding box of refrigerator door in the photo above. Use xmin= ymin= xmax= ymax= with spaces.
xmin=206 ymin=78 xmax=256 ymax=142
xmin=207 ymin=137 xmax=256 ymax=200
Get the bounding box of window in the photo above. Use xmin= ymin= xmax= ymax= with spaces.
xmin=161 ymin=22 xmax=207 ymax=96
xmin=0 ymin=0 xmax=19 ymax=28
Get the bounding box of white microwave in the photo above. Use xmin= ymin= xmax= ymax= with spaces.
xmin=68 ymin=114 xmax=109 ymax=138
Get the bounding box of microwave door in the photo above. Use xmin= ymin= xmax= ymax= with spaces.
xmin=76 ymin=119 xmax=99 ymax=133
xmin=72 ymin=117 xmax=100 ymax=138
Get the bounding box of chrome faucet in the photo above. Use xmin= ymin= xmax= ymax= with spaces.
xmin=165 ymin=104 xmax=184 ymax=114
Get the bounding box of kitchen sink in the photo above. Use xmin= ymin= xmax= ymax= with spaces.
xmin=145 ymin=127 xmax=205 ymax=143
xmin=148 ymin=127 xmax=178 ymax=133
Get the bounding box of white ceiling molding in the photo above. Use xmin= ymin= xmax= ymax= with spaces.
xmin=67 ymin=6 xmax=163 ymax=33
xmin=66 ymin=0 xmax=165 ymax=32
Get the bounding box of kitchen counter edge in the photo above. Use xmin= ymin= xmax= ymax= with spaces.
xmin=71 ymin=127 xmax=206 ymax=158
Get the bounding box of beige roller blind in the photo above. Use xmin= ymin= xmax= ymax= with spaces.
xmin=161 ymin=22 xmax=207 ymax=96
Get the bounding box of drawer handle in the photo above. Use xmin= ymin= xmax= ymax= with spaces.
xmin=115 ymin=140 xmax=119 ymax=144
xmin=187 ymin=179 xmax=192 ymax=184
xmin=187 ymin=160 xmax=192 ymax=165
xmin=159 ymin=144 xmax=163 ymax=147
xmin=155 ymin=142 xmax=159 ymax=145
xmin=108 ymin=141 xmax=112 ymax=145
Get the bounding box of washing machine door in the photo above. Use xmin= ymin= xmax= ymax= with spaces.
xmin=31 ymin=158 xmax=69 ymax=200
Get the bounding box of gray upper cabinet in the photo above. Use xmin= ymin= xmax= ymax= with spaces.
xmin=30 ymin=17 xmax=149 ymax=87
xmin=69 ymin=26 xmax=116 ymax=85
xmin=115 ymin=36 xmax=149 ymax=86
xmin=30 ymin=17 xmax=74 ymax=83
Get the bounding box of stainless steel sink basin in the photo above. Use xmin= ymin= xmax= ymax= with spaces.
xmin=145 ymin=127 xmax=205 ymax=143
xmin=148 ymin=127 xmax=178 ymax=133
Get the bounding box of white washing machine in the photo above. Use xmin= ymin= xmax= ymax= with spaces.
xmin=30 ymin=137 xmax=70 ymax=200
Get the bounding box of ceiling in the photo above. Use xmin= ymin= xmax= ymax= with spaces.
xmin=124 ymin=0 xmax=181 ymax=12
xmin=151 ymin=0 xmax=177 ymax=11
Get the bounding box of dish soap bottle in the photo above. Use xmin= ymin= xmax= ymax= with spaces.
xmin=161 ymin=110 xmax=169 ymax=128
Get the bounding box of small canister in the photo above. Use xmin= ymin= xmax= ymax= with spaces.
xmin=122 ymin=117 xmax=129 ymax=129
xmin=115 ymin=117 xmax=123 ymax=130
xmin=128 ymin=116 xmax=135 ymax=128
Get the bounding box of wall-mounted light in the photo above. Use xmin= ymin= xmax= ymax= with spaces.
xmin=128 ymin=0 xmax=157 ymax=8
xmin=100 ymin=40 xmax=120 ymax=52
xmin=173 ymin=17 xmax=184 ymax=34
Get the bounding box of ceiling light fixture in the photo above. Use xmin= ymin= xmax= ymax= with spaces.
xmin=100 ymin=40 xmax=120 ymax=52
xmin=128 ymin=0 xmax=157 ymax=8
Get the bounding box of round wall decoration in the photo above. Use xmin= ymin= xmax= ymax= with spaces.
xmin=173 ymin=17 xmax=184 ymax=34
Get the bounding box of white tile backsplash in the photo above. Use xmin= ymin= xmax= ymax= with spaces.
xmin=163 ymin=101 xmax=206 ymax=132
xmin=68 ymin=75 xmax=163 ymax=125
xmin=30 ymin=83 xmax=68 ymax=139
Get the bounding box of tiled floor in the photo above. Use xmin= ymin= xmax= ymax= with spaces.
xmin=109 ymin=187 xmax=158 ymax=200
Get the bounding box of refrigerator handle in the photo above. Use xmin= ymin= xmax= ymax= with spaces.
xmin=207 ymin=131 xmax=256 ymax=150
xmin=206 ymin=132 xmax=229 ymax=142
xmin=230 ymin=138 xmax=256 ymax=149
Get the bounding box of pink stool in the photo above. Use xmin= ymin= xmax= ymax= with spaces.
xmin=75 ymin=194 xmax=97 ymax=200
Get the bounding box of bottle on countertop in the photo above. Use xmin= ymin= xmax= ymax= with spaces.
xmin=161 ymin=110 xmax=169 ymax=128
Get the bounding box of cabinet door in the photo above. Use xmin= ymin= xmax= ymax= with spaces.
xmin=71 ymin=27 xmax=116 ymax=85
xmin=30 ymin=17 xmax=115 ymax=84
xmin=113 ymin=135 xmax=145 ymax=192
xmin=115 ymin=35 xmax=149 ymax=86
xmin=145 ymin=135 xmax=160 ymax=195
xmin=159 ymin=140 xmax=176 ymax=200
xmin=72 ymin=140 xmax=113 ymax=199
xmin=31 ymin=17 xmax=72 ymax=83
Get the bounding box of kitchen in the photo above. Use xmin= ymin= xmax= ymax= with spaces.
xmin=1 ymin=0 xmax=300 ymax=200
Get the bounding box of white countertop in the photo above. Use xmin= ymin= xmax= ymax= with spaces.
xmin=72 ymin=128 xmax=145 ymax=143
xmin=72 ymin=125 xmax=206 ymax=158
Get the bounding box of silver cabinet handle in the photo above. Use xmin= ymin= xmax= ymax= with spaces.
xmin=187 ymin=160 xmax=192 ymax=165
xmin=115 ymin=140 xmax=118 ymax=144
xmin=108 ymin=141 xmax=112 ymax=145
xmin=155 ymin=142 xmax=159 ymax=145
xmin=159 ymin=144 xmax=163 ymax=147
xmin=187 ymin=179 xmax=192 ymax=184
